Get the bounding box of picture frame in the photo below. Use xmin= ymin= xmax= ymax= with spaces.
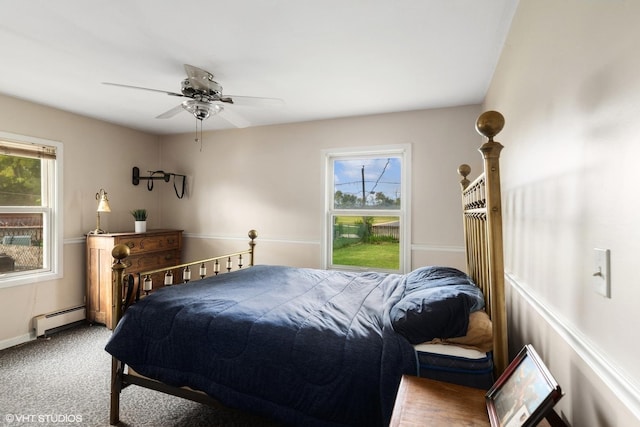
xmin=486 ymin=344 xmax=563 ymax=427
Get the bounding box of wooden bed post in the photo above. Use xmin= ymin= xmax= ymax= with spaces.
xmin=110 ymin=244 xmax=130 ymax=425
xmin=476 ymin=111 xmax=508 ymax=375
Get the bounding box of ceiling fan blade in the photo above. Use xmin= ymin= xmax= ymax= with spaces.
xmin=103 ymin=82 xmax=184 ymax=98
xmin=184 ymin=64 xmax=212 ymax=79
xmin=225 ymin=95 xmax=284 ymax=107
xmin=156 ymin=104 xmax=186 ymax=119
xmin=183 ymin=64 xmax=216 ymax=92
xmin=217 ymin=106 xmax=251 ymax=128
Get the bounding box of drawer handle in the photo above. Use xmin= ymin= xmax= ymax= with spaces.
xmin=126 ymin=241 xmax=135 ymax=249
xmin=165 ymin=254 xmax=174 ymax=261
xmin=167 ymin=238 xmax=175 ymax=244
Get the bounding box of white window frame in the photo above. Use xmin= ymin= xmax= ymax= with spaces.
xmin=322 ymin=144 xmax=411 ymax=273
xmin=0 ymin=131 xmax=63 ymax=289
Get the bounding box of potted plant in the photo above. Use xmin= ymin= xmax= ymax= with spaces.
xmin=131 ymin=209 xmax=147 ymax=233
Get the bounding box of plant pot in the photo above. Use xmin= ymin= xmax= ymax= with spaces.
xmin=135 ymin=221 xmax=147 ymax=233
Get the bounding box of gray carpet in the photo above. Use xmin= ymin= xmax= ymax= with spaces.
xmin=0 ymin=323 xmax=284 ymax=427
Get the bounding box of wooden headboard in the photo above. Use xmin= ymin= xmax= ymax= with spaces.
xmin=458 ymin=110 xmax=508 ymax=375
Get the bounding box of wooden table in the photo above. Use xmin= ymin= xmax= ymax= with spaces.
xmin=391 ymin=375 xmax=490 ymax=426
xmin=390 ymin=375 xmax=563 ymax=427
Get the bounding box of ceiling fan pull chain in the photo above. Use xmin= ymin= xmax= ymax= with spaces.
xmin=194 ymin=117 xmax=205 ymax=151
xmin=194 ymin=117 xmax=199 ymax=144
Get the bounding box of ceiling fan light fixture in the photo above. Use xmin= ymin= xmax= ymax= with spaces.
xmin=182 ymin=100 xmax=223 ymax=121
xmin=195 ymin=108 xmax=209 ymax=121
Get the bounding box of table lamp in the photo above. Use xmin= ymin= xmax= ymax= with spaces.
xmin=90 ymin=188 xmax=111 ymax=234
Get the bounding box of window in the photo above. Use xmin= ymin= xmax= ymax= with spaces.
xmin=323 ymin=145 xmax=411 ymax=273
xmin=0 ymin=132 xmax=63 ymax=288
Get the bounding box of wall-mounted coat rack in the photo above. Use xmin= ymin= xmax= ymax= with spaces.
xmin=132 ymin=166 xmax=186 ymax=199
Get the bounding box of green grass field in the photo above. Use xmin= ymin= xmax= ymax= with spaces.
xmin=332 ymin=241 xmax=399 ymax=269
xmin=332 ymin=215 xmax=400 ymax=269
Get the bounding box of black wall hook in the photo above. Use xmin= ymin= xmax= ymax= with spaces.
xmin=132 ymin=167 xmax=171 ymax=185
xmin=132 ymin=166 xmax=186 ymax=198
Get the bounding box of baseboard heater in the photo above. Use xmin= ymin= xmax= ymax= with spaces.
xmin=33 ymin=305 xmax=86 ymax=337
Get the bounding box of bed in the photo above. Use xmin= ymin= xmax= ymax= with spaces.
xmin=105 ymin=110 xmax=508 ymax=426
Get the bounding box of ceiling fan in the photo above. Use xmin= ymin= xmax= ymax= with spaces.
xmin=103 ymin=64 xmax=283 ymax=129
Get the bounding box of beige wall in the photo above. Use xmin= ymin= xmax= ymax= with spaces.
xmin=157 ymin=106 xmax=484 ymax=269
xmin=485 ymin=0 xmax=640 ymax=425
xmin=0 ymin=93 xmax=161 ymax=347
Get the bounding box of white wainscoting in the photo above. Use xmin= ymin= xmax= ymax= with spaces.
xmin=506 ymin=273 xmax=640 ymax=421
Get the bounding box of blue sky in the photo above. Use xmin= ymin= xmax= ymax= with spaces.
xmin=333 ymin=157 xmax=401 ymax=202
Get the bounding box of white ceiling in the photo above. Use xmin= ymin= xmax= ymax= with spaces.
xmin=0 ymin=0 xmax=519 ymax=135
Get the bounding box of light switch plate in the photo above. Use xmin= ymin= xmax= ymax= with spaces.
xmin=593 ymin=248 xmax=611 ymax=298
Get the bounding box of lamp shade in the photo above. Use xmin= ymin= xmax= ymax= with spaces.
xmin=96 ymin=189 xmax=111 ymax=213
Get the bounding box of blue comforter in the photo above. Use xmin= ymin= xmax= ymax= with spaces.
xmin=105 ymin=265 xmax=418 ymax=426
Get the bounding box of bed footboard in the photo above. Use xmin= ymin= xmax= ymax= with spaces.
xmin=108 ymin=229 xmax=257 ymax=425
xmin=135 ymin=229 xmax=258 ymax=296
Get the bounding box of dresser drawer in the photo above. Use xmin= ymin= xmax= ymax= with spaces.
xmin=124 ymin=250 xmax=180 ymax=273
xmin=117 ymin=233 xmax=181 ymax=255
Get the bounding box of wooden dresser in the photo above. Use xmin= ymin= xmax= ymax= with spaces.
xmin=86 ymin=229 xmax=182 ymax=329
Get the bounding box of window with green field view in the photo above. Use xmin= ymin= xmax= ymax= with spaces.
xmin=324 ymin=146 xmax=410 ymax=273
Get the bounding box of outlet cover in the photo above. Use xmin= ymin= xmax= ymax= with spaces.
xmin=593 ymin=248 xmax=611 ymax=298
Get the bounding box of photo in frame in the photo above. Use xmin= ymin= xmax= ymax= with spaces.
xmin=486 ymin=344 xmax=563 ymax=427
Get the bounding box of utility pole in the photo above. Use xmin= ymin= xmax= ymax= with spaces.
xmin=361 ymin=165 xmax=366 ymax=207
